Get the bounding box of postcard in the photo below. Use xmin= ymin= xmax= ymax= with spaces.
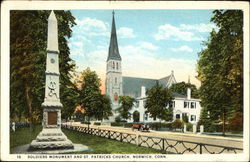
xmin=1 ymin=1 xmax=249 ymax=161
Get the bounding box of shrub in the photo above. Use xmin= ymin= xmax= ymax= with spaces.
xmin=186 ymin=123 xmax=193 ymax=131
xmin=94 ymin=122 xmax=101 ymax=125
xmin=148 ymin=122 xmax=161 ymax=130
xmin=111 ymin=122 xmax=124 ymax=127
xmin=124 ymin=123 xmax=133 ymax=128
xmin=115 ymin=116 xmax=122 ymax=123
xmin=172 ymin=119 xmax=184 ymax=130
xmin=81 ymin=121 xmax=90 ymax=124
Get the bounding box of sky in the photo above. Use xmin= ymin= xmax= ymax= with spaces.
xmin=68 ymin=10 xmax=217 ymax=92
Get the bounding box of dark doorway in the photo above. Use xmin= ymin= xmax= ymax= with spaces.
xmin=133 ymin=111 xmax=140 ymax=122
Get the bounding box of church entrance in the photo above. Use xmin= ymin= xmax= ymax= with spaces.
xmin=133 ymin=111 xmax=140 ymax=122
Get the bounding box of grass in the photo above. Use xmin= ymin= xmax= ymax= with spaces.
xmin=10 ymin=125 xmax=42 ymax=149
xmin=10 ymin=125 xmax=166 ymax=154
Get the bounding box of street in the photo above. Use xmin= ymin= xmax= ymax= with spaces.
xmin=69 ymin=123 xmax=243 ymax=154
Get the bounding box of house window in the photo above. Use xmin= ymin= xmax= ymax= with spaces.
xmin=176 ymin=114 xmax=180 ymax=119
xmin=169 ymin=101 xmax=175 ymax=108
xmin=191 ymin=102 xmax=195 ymax=108
xmin=184 ymin=101 xmax=189 ymax=108
xmin=191 ymin=115 xmax=196 ymax=121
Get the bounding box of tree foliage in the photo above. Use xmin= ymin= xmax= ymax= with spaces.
xmin=145 ymin=84 xmax=174 ymax=122
xmin=169 ymin=81 xmax=199 ymax=98
xmin=10 ymin=10 xmax=77 ymax=123
xmin=79 ymin=68 xmax=112 ymax=121
xmin=117 ymin=96 xmax=135 ymax=120
xmin=197 ymin=10 xmax=243 ymax=133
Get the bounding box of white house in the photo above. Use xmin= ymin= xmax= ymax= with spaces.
xmin=126 ymin=86 xmax=201 ymax=124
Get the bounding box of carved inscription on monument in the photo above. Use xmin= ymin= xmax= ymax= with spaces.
xmin=48 ymin=112 xmax=57 ymax=125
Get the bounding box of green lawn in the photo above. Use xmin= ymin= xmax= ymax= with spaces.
xmin=10 ymin=126 xmax=166 ymax=154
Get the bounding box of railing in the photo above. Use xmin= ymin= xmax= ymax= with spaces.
xmin=62 ymin=124 xmax=243 ymax=154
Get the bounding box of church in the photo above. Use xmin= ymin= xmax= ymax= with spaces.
xmin=105 ymin=12 xmax=201 ymax=124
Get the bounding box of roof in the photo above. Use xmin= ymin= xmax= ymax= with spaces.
xmin=122 ymin=76 xmax=158 ymax=98
xmin=159 ymin=75 xmax=171 ymax=86
xmin=107 ymin=11 xmax=121 ymax=61
xmin=122 ymin=73 xmax=178 ymax=98
xmin=172 ymin=92 xmax=187 ymax=98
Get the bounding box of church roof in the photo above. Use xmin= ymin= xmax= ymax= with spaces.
xmin=122 ymin=76 xmax=158 ymax=98
xmin=159 ymin=75 xmax=171 ymax=86
xmin=122 ymin=74 xmax=175 ymax=98
xmin=107 ymin=11 xmax=121 ymax=61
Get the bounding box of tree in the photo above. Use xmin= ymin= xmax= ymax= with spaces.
xmin=169 ymin=81 xmax=199 ymax=98
xmin=96 ymin=94 xmax=113 ymax=121
xmin=10 ymin=10 xmax=76 ymax=125
xmin=79 ymin=68 xmax=112 ymax=124
xmin=197 ymin=10 xmax=243 ymax=135
xmin=145 ymin=83 xmax=174 ymax=122
xmin=117 ymin=96 xmax=135 ymax=120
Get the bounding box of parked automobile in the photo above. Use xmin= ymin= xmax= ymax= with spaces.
xmin=132 ymin=122 xmax=150 ymax=132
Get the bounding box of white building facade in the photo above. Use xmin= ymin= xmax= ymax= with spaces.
xmin=126 ymin=86 xmax=201 ymax=124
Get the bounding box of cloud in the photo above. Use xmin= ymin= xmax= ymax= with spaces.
xmin=138 ymin=42 xmax=159 ymax=51
xmin=75 ymin=17 xmax=109 ymax=37
xmin=171 ymin=45 xmax=193 ymax=53
xmin=180 ymin=23 xmax=217 ymax=33
xmin=119 ymin=44 xmax=200 ymax=87
xmin=117 ymin=27 xmax=136 ymax=38
xmin=154 ymin=24 xmax=204 ymax=41
xmin=119 ymin=41 xmax=158 ymax=59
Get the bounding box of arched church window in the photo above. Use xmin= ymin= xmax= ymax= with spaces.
xmin=114 ymin=92 xmax=118 ymax=101
xmin=116 ymin=62 xmax=118 ymax=70
xmin=115 ymin=77 xmax=117 ymax=84
xmin=113 ymin=62 xmax=115 ymax=69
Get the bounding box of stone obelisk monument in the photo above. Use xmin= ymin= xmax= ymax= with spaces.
xmin=29 ymin=11 xmax=73 ymax=150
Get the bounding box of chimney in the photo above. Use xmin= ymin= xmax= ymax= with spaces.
xmin=187 ymin=88 xmax=191 ymax=99
xmin=141 ymin=86 xmax=146 ymax=98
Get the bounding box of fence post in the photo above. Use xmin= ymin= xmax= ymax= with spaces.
xmin=136 ymin=134 xmax=139 ymax=146
xmin=162 ymin=138 xmax=165 ymax=151
xmin=200 ymin=144 xmax=202 ymax=154
xmin=108 ymin=130 xmax=111 ymax=139
xmin=120 ymin=132 xmax=122 ymax=142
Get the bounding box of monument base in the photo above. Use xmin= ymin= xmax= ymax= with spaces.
xmin=29 ymin=128 xmax=74 ymax=150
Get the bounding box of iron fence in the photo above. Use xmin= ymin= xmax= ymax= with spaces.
xmin=62 ymin=124 xmax=243 ymax=154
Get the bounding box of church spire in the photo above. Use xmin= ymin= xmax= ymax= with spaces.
xmin=107 ymin=10 xmax=121 ymax=61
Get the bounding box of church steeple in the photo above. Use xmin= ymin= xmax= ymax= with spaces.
xmin=107 ymin=11 xmax=121 ymax=61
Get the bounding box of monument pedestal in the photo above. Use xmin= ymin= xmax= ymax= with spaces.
xmin=29 ymin=128 xmax=73 ymax=150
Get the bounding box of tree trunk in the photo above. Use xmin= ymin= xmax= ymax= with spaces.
xmin=88 ymin=116 xmax=90 ymax=130
xmin=222 ymin=110 xmax=225 ymax=136
xmin=25 ymin=86 xmax=33 ymax=128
